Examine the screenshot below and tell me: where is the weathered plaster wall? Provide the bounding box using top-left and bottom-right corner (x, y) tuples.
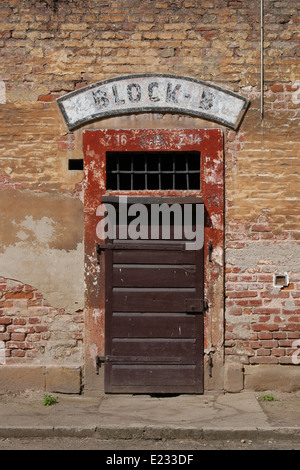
(0, 188), (84, 313)
(0, 186), (84, 367)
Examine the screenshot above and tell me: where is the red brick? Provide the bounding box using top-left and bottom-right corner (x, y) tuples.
(270, 84), (284, 92)
(271, 349), (285, 356)
(287, 332), (300, 339)
(252, 324), (279, 332)
(11, 333), (25, 341)
(249, 357), (278, 364)
(273, 331), (286, 339)
(228, 291), (258, 298)
(24, 284), (36, 292)
(27, 334), (40, 342)
(7, 341), (33, 349)
(28, 317), (41, 324)
(257, 349), (271, 356)
(258, 274), (274, 282)
(259, 332), (273, 340)
(260, 291), (289, 299)
(12, 318), (26, 325)
(34, 325), (47, 332)
(0, 317), (12, 325)
(57, 141), (75, 150)
(11, 350), (25, 357)
(0, 301), (13, 308)
(253, 308), (281, 315)
(38, 94), (60, 102)
(279, 339), (293, 347)
(281, 323), (300, 332)
(253, 225), (270, 233)
(4, 291), (34, 300)
(282, 309), (300, 315)
(246, 299), (263, 306)
(7, 326), (34, 334)
(0, 332), (10, 341)
(228, 307), (242, 315)
(259, 340), (278, 348)
(289, 316), (300, 322)
(279, 357), (294, 364)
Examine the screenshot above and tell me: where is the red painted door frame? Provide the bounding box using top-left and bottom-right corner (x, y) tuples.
(83, 128), (224, 392)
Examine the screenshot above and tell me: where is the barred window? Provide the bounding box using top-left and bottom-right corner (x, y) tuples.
(106, 151), (200, 190)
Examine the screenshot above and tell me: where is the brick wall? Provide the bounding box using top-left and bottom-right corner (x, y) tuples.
(224, 79), (300, 370)
(1, 0), (299, 191)
(0, 0), (299, 387)
(0, 277), (84, 364)
(225, 219), (300, 365)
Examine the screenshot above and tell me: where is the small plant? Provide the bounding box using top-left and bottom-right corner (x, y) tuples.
(42, 394), (58, 406)
(259, 394), (276, 401)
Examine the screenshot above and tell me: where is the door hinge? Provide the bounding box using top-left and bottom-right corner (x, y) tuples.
(96, 243), (115, 264)
(185, 299), (208, 313)
(208, 351), (214, 377)
(96, 243), (104, 265)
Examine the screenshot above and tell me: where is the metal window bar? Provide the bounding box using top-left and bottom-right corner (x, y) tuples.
(116, 154), (120, 190)
(185, 154), (189, 190)
(106, 153), (200, 191)
(173, 158), (176, 189)
(158, 154), (161, 190)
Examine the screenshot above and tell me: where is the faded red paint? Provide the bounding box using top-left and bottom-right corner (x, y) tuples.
(83, 129), (224, 382)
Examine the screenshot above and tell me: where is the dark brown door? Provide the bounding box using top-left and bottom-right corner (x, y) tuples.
(103, 201), (204, 394)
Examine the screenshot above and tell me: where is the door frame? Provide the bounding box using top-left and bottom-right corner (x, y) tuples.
(83, 128), (224, 393)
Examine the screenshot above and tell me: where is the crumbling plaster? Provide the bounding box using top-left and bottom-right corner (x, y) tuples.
(0, 188), (84, 314)
(226, 242), (300, 273)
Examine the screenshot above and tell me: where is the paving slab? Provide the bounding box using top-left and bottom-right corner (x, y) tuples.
(97, 391), (270, 429)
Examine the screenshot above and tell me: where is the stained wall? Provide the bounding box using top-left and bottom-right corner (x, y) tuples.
(0, 0), (299, 392)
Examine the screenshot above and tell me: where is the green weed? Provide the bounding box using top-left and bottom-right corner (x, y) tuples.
(259, 394), (276, 401)
(42, 394), (58, 406)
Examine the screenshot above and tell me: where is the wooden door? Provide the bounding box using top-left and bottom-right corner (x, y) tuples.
(103, 204), (204, 394)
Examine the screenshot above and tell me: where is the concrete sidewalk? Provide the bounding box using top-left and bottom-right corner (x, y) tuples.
(0, 390), (299, 442)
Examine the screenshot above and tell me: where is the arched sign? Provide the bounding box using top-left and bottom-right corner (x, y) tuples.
(57, 74), (249, 130)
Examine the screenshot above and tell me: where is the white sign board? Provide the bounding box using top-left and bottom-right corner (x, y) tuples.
(57, 74), (249, 130)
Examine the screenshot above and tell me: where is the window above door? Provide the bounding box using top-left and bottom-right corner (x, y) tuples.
(106, 151), (200, 191)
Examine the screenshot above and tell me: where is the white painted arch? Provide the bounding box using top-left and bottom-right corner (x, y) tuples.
(57, 74), (249, 130)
